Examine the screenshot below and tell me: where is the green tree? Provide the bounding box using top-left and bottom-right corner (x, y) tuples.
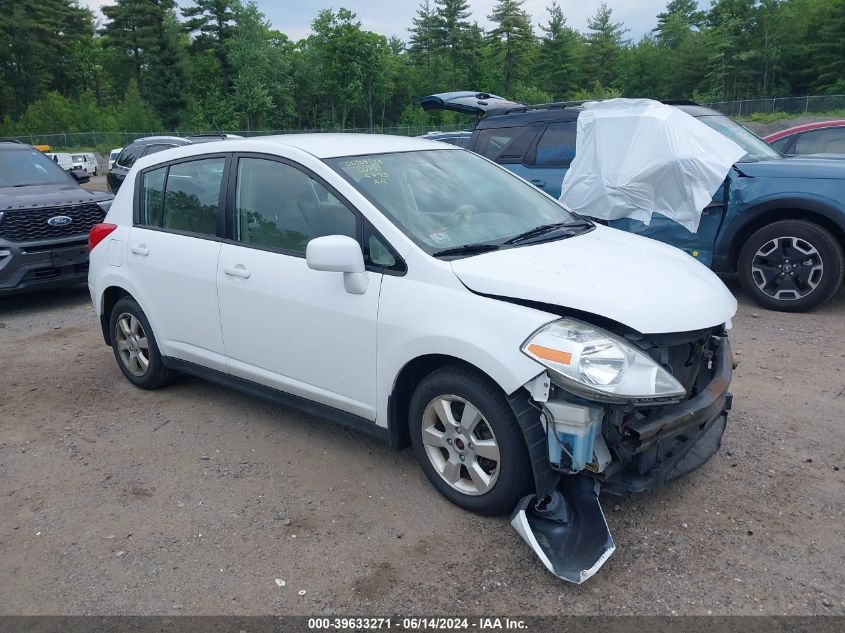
(432, 0), (474, 90)
(101, 0), (188, 127)
(0, 0), (95, 118)
(808, 0), (845, 92)
(409, 1), (438, 74)
(487, 0), (535, 95)
(114, 79), (163, 132)
(583, 2), (628, 89)
(654, 0), (704, 48)
(535, 2), (583, 99)
(182, 0), (241, 89)
(705, 0), (759, 99)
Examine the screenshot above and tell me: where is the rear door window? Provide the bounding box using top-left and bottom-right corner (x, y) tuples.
(533, 122), (578, 166)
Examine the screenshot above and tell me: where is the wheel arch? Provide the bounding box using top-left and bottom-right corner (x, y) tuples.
(720, 201), (845, 272)
(386, 354), (507, 450)
(98, 285), (133, 345)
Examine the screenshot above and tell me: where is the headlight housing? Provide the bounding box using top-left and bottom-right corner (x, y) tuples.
(521, 319), (686, 402)
(97, 199), (113, 214)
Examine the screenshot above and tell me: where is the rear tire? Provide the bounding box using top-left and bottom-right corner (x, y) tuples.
(409, 365), (532, 515)
(738, 220), (844, 312)
(109, 297), (174, 389)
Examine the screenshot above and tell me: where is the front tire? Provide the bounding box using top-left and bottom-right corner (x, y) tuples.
(409, 365), (532, 515)
(738, 220), (844, 312)
(109, 297), (174, 389)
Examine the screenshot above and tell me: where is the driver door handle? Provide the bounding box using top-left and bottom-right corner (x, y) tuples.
(224, 264), (251, 279)
(529, 179), (547, 187)
(130, 245), (149, 256)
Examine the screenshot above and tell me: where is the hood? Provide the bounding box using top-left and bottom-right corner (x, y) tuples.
(0, 184), (112, 211)
(450, 225), (736, 334)
(735, 155), (845, 179)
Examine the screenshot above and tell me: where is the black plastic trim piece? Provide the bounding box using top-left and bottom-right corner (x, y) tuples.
(162, 357), (390, 444)
(508, 386), (560, 499)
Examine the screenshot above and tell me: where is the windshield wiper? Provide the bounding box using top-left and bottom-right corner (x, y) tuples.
(433, 243), (501, 258)
(503, 222), (583, 246)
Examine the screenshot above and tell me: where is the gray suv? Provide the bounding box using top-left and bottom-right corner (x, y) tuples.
(0, 141), (114, 296)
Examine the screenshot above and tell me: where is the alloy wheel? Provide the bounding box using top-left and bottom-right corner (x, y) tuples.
(751, 235), (823, 301)
(115, 312), (150, 377)
(420, 394), (500, 496)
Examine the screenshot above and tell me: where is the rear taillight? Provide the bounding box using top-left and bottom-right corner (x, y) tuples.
(88, 223), (117, 251)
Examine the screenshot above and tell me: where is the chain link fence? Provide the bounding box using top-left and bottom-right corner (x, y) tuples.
(7, 95), (845, 151)
(705, 94), (845, 117)
(2, 123), (476, 152)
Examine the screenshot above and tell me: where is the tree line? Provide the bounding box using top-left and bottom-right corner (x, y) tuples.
(1, 0), (843, 137)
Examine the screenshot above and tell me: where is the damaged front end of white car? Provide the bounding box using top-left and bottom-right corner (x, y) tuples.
(508, 317), (733, 584)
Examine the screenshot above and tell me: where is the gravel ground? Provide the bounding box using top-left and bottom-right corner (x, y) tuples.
(0, 279), (843, 616)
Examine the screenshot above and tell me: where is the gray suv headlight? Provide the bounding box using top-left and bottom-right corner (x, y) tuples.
(521, 319), (686, 402)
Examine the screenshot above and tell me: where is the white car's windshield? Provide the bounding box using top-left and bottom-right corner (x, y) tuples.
(328, 149), (586, 255)
(695, 115), (782, 162)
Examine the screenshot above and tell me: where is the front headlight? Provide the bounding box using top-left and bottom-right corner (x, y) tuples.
(97, 199), (113, 214)
(521, 319), (686, 402)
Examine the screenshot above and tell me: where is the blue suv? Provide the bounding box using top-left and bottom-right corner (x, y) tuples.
(419, 93), (845, 312)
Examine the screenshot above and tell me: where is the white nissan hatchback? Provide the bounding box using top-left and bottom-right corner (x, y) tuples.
(88, 134), (737, 578)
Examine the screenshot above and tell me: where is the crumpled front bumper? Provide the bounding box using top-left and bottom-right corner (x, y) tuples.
(600, 337), (733, 495)
(509, 335), (733, 583)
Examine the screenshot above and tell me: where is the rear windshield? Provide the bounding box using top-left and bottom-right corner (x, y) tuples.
(0, 148), (71, 187)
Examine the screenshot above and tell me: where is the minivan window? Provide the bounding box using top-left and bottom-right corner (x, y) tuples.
(234, 157), (357, 254)
(161, 158), (225, 236)
(535, 122), (577, 166)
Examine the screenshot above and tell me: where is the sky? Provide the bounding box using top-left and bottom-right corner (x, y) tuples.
(80, 0), (694, 42)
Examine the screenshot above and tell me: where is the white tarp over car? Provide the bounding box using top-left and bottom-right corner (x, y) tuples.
(559, 98), (745, 233)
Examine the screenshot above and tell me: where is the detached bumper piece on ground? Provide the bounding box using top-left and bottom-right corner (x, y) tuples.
(510, 333), (733, 583)
(511, 476), (615, 584)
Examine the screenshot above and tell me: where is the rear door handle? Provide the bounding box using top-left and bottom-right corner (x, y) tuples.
(130, 245), (149, 256)
(529, 179), (547, 187)
(224, 264), (251, 279)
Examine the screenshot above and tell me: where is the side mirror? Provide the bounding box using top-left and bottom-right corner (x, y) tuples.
(70, 169), (90, 184)
(306, 235), (369, 294)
